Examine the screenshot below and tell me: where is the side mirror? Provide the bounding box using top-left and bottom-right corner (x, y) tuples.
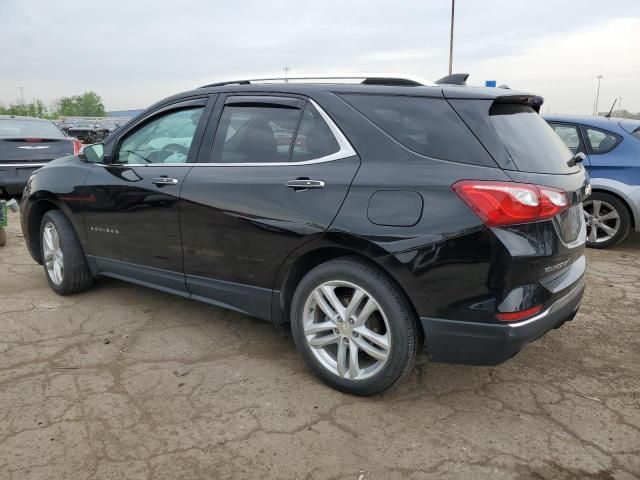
(80, 143), (105, 163)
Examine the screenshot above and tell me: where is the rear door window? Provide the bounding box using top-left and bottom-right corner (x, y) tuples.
(340, 94), (495, 166)
(489, 104), (575, 174)
(583, 127), (621, 154)
(291, 103), (340, 162)
(211, 102), (301, 163)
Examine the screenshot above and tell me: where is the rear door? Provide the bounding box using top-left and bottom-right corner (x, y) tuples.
(82, 97), (213, 295)
(179, 94), (360, 319)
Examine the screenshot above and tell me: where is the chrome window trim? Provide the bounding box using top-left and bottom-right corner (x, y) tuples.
(101, 99), (357, 168)
(0, 163), (48, 167)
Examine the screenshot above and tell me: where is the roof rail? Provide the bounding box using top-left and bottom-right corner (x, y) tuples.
(199, 74), (433, 89)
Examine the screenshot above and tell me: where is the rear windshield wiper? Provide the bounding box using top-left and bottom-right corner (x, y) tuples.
(567, 152), (586, 167)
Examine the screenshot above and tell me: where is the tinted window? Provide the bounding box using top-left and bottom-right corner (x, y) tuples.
(342, 94), (492, 164)
(116, 107), (203, 164)
(550, 124), (581, 153)
(0, 119), (64, 138)
(584, 127), (621, 154)
(490, 104), (574, 174)
(212, 105), (300, 163)
(632, 129), (640, 141)
(291, 104), (340, 162)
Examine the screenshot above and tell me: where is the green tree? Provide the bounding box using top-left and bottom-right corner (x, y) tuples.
(54, 91), (106, 117)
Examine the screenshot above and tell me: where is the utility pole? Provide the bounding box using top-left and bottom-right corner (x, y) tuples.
(448, 0), (455, 75)
(284, 66), (290, 82)
(593, 75), (603, 115)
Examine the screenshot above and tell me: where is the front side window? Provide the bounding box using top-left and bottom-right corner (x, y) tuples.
(550, 123), (581, 153)
(212, 105), (300, 163)
(116, 107), (203, 164)
(584, 127), (621, 154)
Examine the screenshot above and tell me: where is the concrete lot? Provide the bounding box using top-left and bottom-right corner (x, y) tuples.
(0, 209), (639, 480)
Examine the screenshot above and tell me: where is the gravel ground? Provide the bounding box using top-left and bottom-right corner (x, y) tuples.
(1, 209), (639, 480)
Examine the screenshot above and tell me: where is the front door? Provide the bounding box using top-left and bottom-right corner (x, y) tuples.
(82, 98), (211, 295)
(179, 94), (360, 319)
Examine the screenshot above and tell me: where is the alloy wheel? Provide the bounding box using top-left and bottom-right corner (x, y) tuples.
(302, 280), (391, 381)
(583, 199), (620, 244)
(43, 222), (64, 285)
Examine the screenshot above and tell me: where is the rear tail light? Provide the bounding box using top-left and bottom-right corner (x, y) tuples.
(452, 180), (569, 227)
(496, 305), (543, 322)
(72, 139), (83, 155)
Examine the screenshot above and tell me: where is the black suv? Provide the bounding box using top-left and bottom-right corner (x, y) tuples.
(20, 76), (589, 395)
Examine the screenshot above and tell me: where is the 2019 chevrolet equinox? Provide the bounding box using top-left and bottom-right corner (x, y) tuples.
(20, 75), (589, 395)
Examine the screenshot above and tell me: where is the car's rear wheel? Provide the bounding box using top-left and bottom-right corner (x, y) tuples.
(290, 257), (420, 395)
(40, 210), (93, 295)
(583, 192), (631, 249)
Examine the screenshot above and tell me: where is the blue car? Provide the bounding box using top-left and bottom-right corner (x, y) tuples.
(544, 115), (640, 248)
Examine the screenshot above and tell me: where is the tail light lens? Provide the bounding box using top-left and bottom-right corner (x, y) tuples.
(72, 139), (83, 156)
(452, 180), (569, 227)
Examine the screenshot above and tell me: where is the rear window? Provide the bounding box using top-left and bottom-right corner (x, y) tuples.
(489, 104), (575, 174)
(341, 94), (494, 166)
(0, 119), (65, 138)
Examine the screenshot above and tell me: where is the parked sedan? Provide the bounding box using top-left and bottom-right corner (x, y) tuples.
(0, 115), (82, 198)
(545, 115), (640, 248)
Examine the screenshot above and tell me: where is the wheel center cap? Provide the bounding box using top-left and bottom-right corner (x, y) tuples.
(338, 322), (352, 337)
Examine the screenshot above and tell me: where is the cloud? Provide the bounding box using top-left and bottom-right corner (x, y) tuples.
(0, 0), (638, 113)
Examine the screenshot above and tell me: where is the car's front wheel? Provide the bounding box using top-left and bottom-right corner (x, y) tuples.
(583, 192), (631, 249)
(40, 210), (93, 295)
(290, 258), (420, 395)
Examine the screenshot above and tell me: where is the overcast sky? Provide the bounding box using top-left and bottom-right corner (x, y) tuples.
(1, 0), (638, 114)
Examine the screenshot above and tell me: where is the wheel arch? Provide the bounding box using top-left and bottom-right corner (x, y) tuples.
(589, 187), (635, 230)
(272, 241), (423, 343)
(26, 196), (84, 264)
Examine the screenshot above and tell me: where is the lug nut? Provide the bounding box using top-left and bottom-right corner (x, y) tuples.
(348, 318), (354, 325)
(344, 338), (349, 344)
(353, 332), (359, 338)
(334, 329), (339, 335)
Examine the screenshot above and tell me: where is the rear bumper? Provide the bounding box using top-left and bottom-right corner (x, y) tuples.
(0, 164), (45, 196)
(420, 277), (585, 365)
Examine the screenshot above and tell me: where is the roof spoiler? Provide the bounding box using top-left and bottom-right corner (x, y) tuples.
(434, 73), (469, 86)
(493, 94), (545, 113)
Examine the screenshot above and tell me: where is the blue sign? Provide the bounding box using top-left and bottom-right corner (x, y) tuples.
(485, 80), (497, 88)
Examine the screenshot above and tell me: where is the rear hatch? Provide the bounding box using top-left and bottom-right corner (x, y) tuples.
(0, 138), (75, 164)
(446, 91), (589, 247)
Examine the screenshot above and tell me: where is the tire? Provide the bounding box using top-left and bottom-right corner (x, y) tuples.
(40, 210), (93, 295)
(583, 192), (631, 249)
(290, 257), (420, 395)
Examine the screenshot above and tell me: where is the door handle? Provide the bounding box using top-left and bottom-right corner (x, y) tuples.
(285, 179), (325, 190)
(151, 177), (178, 186)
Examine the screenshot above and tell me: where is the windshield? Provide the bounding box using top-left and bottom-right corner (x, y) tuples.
(0, 119), (65, 138)
(490, 104), (576, 174)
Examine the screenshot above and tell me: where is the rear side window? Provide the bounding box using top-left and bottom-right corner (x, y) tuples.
(291, 103), (340, 162)
(341, 94), (494, 166)
(489, 104), (574, 174)
(212, 105), (300, 163)
(583, 127), (621, 154)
